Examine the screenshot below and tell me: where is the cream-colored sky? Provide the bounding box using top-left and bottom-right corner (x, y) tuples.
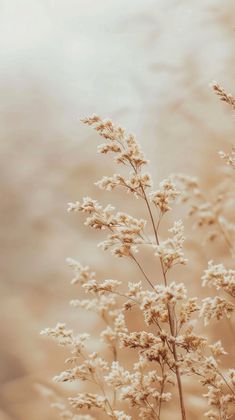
(0, 0), (233, 132)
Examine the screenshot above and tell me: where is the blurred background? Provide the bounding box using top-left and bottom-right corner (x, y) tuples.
(1, 0), (235, 419)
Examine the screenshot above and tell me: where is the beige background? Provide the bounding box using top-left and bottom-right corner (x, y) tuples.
(1, 1), (235, 419)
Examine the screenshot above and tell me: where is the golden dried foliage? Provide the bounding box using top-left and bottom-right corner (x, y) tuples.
(41, 89), (235, 420)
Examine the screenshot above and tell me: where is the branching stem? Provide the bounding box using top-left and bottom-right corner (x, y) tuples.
(141, 186), (187, 420)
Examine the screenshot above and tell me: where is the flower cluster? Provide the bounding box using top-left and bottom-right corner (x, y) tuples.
(149, 178), (180, 214)
(68, 196), (147, 257)
(40, 323), (73, 346)
(202, 261), (235, 297)
(105, 356), (172, 415)
(66, 258), (96, 285)
(173, 170), (235, 257)
(81, 115), (148, 170)
(95, 172), (152, 198)
(212, 82), (235, 110)
(200, 261), (235, 326)
(200, 296), (234, 326)
(154, 220), (187, 272)
(219, 147), (235, 170)
(41, 112), (235, 420)
(171, 173), (200, 203)
(184, 346), (235, 420)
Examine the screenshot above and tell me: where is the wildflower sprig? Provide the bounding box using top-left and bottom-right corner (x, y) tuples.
(41, 108), (235, 420)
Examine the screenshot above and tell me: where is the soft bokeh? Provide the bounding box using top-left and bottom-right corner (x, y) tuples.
(1, 1), (235, 418)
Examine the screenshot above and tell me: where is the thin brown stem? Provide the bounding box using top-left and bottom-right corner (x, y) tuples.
(140, 185), (187, 420)
(106, 146), (186, 418)
(131, 253), (155, 289)
(145, 398), (160, 420)
(158, 363), (165, 418)
(112, 346), (117, 407)
(216, 369), (235, 396)
(80, 350), (115, 417)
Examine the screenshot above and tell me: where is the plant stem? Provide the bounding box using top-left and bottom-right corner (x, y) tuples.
(131, 253), (155, 289)
(141, 187), (187, 420)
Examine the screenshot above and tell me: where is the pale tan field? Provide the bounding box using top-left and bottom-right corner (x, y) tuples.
(1, 1), (235, 419)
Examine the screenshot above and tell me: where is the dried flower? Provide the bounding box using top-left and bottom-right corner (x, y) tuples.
(154, 220), (187, 272)
(40, 323), (73, 346)
(219, 147), (235, 169)
(149, 178), (180, 213)
(212, 82), (235, 110)
(200, 296), (234, 325)
(41, 112), (235, 420)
